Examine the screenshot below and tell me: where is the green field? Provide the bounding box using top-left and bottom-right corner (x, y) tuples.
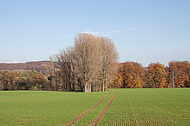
(98, 89), (190, 126)
(0, 89), (190, 126)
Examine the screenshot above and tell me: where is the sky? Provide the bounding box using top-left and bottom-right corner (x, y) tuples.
(0, 0), (190, 67)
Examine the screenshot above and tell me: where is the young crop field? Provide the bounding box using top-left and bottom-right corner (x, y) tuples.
(0, 91), (111, 126)
(0, 89), (189, 126)
(98, 88), (190, 126)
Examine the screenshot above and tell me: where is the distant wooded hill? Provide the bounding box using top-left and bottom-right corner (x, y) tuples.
(0, 61), (52, 72)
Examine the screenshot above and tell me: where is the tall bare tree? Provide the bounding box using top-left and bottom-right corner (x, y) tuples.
(56, 47), (75, 91)
(74, 34), (101, 92)
(49, 56), (58, 90)
(99, 37), (119, 91)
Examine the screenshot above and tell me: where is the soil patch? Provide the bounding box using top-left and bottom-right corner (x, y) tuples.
(0, 116), (7, 117)
(17, 118), (33, 124)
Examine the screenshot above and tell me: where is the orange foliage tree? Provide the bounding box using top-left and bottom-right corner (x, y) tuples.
(32, 74), (47, 90)
(167, 61), (190, 88)
(1, 71), (21, 90)
(113, 62), (144, 88)
(145, 63), (167, 88)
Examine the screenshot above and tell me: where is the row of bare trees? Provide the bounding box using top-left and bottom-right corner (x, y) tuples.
(52, 33), (119, 92)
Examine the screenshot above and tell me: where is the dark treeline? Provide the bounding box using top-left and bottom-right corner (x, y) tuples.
(0, 70), (51, 90)
(112, 61), (190, 88)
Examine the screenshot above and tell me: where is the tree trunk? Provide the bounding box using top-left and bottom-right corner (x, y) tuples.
(85, 82), (91, 92)
(102, 81), (104, 91)
(73, 83), (75, 91)
(105, 77), (107, 91)
(65, 77), (67, 90)
(69, 70), (71, 91)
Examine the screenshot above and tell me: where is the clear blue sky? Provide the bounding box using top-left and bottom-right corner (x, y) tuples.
(0, 0), (190, 66)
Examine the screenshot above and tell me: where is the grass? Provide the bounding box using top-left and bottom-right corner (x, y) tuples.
(0, 89), (190, 126)
(98, 88), (190, 126)
(0, 90), (110, 126)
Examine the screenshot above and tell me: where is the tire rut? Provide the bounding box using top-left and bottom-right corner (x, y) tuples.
(91, 92), (116, 126)
(64, 92), (111, 126)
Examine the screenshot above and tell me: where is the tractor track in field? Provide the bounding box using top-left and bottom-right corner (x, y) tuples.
(91, 92), (116, 126)
(64, 92), (111, 126)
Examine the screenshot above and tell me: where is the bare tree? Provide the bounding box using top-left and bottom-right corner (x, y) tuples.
(74, 34), (101, 92)
(99, 37), (119, 91)
(49, 56), (58, 90)
(56, 47), (75, 91)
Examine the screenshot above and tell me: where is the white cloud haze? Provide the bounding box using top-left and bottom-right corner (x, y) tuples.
(68, 29), (121, 38)
(7, 60), (19, 63)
